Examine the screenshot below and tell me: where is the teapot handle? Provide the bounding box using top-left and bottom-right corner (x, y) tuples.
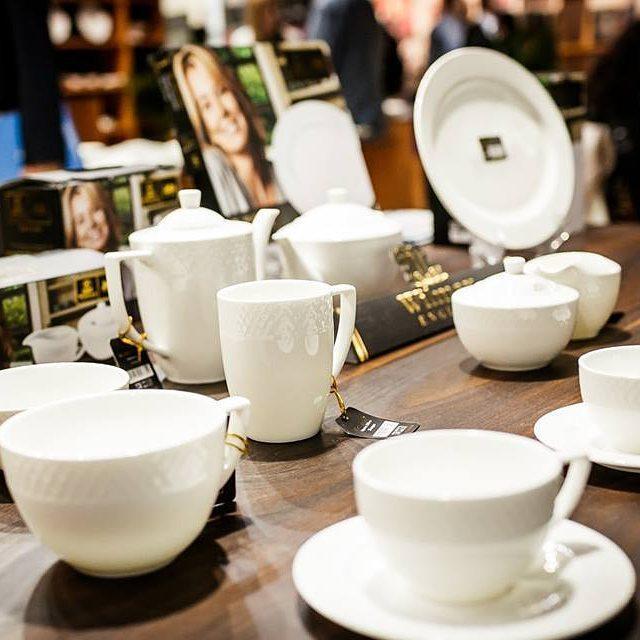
(104, 249), (169, 357)
(330, 284), (357, 378)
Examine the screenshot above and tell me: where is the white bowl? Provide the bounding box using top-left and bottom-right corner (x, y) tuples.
(0, 363), (129, 426)
(0, 389), (248, 577)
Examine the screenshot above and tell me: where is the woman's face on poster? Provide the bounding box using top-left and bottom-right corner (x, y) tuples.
(186, 56), (250, 155)
(70, 190), (110, 251)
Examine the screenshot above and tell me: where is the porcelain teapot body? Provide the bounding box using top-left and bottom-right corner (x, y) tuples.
(273, 189), (403, 300)
(105, 190), (278, 383)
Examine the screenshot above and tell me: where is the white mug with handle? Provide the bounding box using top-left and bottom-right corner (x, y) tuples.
(217, 279), (356, 443)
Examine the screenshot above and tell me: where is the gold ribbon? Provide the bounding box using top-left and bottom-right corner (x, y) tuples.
(225, 432), (249, 456)
(330, 376), (348, 417)
(118, 316), (147, 363)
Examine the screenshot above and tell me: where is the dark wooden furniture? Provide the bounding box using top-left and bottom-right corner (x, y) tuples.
(1, 224), (640, 639)
(54, 0), (164, 142)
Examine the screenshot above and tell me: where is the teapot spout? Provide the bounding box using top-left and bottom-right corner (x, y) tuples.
(252, 208), (279, 280)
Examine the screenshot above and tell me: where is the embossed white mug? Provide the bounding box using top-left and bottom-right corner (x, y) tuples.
(217, 280), (356, 443)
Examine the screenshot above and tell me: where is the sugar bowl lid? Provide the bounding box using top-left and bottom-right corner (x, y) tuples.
(129, 189), (250, 243)
(273, 188), (401, 243)
(453, 257), (579, 309)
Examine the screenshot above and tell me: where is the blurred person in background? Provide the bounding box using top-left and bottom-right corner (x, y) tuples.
(588, 20), (640, 220)
(0, 0), (65, 177)
(429, 0), (489, 65)
(246, 0), (284, 41)
(307, 0), (385, 138)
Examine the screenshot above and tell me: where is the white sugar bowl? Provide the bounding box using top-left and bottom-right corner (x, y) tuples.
(524, 251), (621, 340)
(452, 257), (579, 371)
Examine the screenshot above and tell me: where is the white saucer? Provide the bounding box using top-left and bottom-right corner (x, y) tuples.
(535, 402), (640, 473)
(293, 516), (634, 640)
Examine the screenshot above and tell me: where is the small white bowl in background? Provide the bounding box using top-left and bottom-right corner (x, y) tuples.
(0, 363), (130, 426)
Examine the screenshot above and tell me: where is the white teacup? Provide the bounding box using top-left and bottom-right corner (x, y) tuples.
(353, 430), (590, 604)
(218, 279), (356, 443)
(579, 346), (640, 452)
(0, 389), (249, 578)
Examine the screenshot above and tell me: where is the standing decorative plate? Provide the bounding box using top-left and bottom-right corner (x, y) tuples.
(414, 48), (574, 250)
(271, 100), (375, 213)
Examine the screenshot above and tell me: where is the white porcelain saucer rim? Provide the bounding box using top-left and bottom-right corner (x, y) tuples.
(293, 516), (635, 640)
(534, 402), (640, 470)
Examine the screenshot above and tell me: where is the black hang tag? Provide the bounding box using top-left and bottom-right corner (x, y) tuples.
(336, 407), (420, 439)
(109, 338), (163, 390)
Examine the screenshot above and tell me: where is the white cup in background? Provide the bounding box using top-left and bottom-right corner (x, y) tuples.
(22, 326), (84, 364)
(353, 429), (590, 604)
(218, 279), (356, 443)
(579, 346), (640, 452)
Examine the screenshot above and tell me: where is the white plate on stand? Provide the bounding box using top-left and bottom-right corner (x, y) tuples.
(293, 516), (634, 640)
(413, 48), (574, 250)
(535, 402), (640, 473)
(271, 100), (375, 213)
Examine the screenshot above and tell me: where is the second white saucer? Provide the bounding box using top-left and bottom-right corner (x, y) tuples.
(293, 516), (634, 640)
(535, 402), (640, 472)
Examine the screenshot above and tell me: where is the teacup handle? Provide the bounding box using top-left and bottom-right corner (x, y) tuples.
(552, 453), (591, 522)
(330, 284), (357, 378)
(104, 249), (169, 357)
(217, 396), (250, 486)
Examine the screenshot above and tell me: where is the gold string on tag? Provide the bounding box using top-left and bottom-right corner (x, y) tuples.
(118, 316), (147, 363)
(225, 432), (249, 456)
(330, 376), (348, 418)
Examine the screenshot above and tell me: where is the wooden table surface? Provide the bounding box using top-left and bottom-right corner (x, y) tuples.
(2, 224), (640, 639)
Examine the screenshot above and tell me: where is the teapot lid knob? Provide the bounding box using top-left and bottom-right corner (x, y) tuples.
(327, 187), (348, 204)
(178, 189), (201, 209)
(503, 256), (525, 275)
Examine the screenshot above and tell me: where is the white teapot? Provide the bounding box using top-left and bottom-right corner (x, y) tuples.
(77, 302), (118, 361)
(272, 188), (403, 300)
(105, 190), (279, 383)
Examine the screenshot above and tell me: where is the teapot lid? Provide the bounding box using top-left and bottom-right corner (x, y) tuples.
(273, 188), (401, 243)
(453, 257), (579, 309)
(129, 190), (250, 243)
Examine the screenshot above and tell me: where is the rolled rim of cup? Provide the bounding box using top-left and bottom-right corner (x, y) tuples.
(217, 279), (335, 304)
(579, 345), (640, 379)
